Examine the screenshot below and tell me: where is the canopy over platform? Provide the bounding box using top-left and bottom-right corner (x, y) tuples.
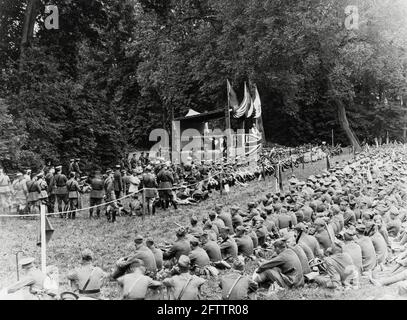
(174, 108), (227, 123)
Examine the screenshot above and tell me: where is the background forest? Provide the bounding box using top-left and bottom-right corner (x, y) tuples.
(1, 0), (407, 171)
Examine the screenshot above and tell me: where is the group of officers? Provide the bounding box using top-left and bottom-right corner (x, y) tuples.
(0, 151), (270, 220)
(6, 143), (407, 300)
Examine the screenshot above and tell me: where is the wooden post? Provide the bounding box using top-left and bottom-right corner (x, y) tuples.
(331, 129), (334, 148)
(40, 204), (46, 274)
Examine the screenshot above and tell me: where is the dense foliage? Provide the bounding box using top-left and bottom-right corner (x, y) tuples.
(1, 0), (407, 170)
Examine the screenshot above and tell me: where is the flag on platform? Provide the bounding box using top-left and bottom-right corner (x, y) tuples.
(245, 98), (254, 118)
(227, 79), (239, 112)
(233, 82), (251, 119)
(253, 85), (262, 119)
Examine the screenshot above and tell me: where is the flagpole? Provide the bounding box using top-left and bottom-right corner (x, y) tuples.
(40, 204), (46, 274)
(225, 80), (232, 160)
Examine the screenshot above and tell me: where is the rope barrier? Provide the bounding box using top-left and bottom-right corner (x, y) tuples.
(0, 146), (341, 219)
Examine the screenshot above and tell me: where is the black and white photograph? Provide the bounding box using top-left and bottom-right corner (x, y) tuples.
(1, 0), (407, 310)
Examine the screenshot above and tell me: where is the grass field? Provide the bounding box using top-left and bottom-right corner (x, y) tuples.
(0, 151), (400, 300)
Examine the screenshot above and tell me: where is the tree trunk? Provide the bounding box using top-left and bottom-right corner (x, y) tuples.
(19, 0), (40, 72)
(335, 98), (361, 151)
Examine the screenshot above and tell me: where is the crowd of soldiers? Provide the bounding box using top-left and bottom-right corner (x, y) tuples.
(0, 151), (270, 221)
(4, 143), (407, 300)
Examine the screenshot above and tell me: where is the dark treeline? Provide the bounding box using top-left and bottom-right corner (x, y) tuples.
(1, 0), (407, 171)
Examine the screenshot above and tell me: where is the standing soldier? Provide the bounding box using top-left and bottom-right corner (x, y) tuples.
(113, 165), (123, 200)
(45, 167), (56, 214)
(73, 159), (82, 179)
(37, 173), (48, 211)
(104, 169), (118, 223)
(66, 172), (80, 219)
(68, 159), (75, 175)
(26, 173), (41, 215)
(0, 167), (12, 214)
(89, 171), (105, 219)
(157, 163), (177, 210)
(140, 166), (158, 216)
(24, 169), (32, 182)
(12, 173), (28, 215)
(54, 166), (68, 218)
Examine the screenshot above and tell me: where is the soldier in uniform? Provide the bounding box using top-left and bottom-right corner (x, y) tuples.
(26, 173), (41, 215)
(219, 260), (258, 300)
(7, 257), (47, 298)
(216, 204), (234, 234)
(37, 173), (48, 210)
(188, 237), (211, 274)
(116, 258), (162, 300)
(73, 158), (82, 179)
(157, 163), (177, 210)
(68, 159), (75, 175)
(200, 231), (222, 263)
(146, 238), (164, 271)
(113, 165), (123, 201)
(88, 170), (104, 219)
(45, 167), (56, 214)
(0, 167), (11, 214)
(66, 172), (80, 219)
(140, 166), (158, 216)
(103, 169), (119, 223)
(67, 249), (107, 299)
(254, 239), (304, 289)
(163, 228), (191, 264)
(162, 255), (206, 300)
(234, 226), (254, 258)
(189, 215), (203, 237)
(12, 173), (27, 215)
(54, 166), (68, 218)
(219, 227), (238, 262)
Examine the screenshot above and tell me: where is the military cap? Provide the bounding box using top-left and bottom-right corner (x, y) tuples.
(220, 226), (230, 233)
(16, 172), (23, 177)
(134, 234), (144, 242)
(294, 223), (307, 231)
(230, 205), (240, 212)
(344, 226), (356, 236)
(314, 218), (326, 227)
(190, 215), (198, 223)
(70, 159), (75, 162)
(248, 202), (256, 208)
(208, 211), (216, 217)
(355, 224), (366, 233)
(106, 169), (112, 174)
(235, 225), (246, 233)
(178, 255), (190, 268)
(189, 237), (199, 245)
(19, 257), (35, 267)
(146, 238), (154, 244)
(232, 259), (245, 271)
(55, 165), (62, 170)
(389, 206), (399, 216)
(81, 249), (94, 260)
(273, 239), (287, 248)
(176, 227), (187, 237)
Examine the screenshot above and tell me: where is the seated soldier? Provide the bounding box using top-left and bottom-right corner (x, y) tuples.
(67, 249), (108, 299)
(314, 241), (359, 290)
(188, 237), (211, 274)
(234, 226), (254, 258)
(313, 218), (333, 254)
(219, 227), (238, 263)
(163, 228), (191, 264)
(162, 255), (206, 300)
(355, 224), (377, 276)
(254, 239), (304, 289)
(200, 231), (222, 263)
(146, 238), (164, 271)
(116, 259), (162, 300)
(219, 260), (258, 300)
